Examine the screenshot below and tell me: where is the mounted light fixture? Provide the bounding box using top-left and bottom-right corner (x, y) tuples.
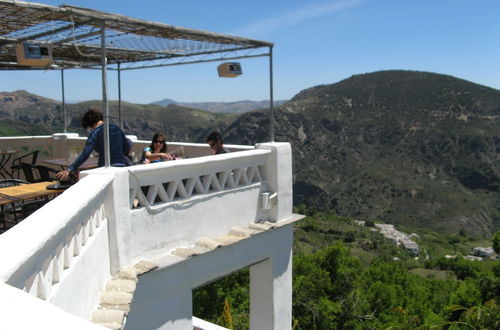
(217, 62), (242, 77)
(16, 42), (53, 66)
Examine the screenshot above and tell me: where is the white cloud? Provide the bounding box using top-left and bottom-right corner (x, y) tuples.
(230, 0), (364, 36)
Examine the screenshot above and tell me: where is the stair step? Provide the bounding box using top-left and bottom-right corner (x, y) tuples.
(249, 221), (275, 231)
(91, 309), (125, 324)
(229, 226), (254, 237)
(214, 235), (244, 246)
(105, 279), (136, 293)
(90, 221), (276, 329)
(133, 260), (158, 275)
(196, 237), (222, 250)
(172, 245), (210, 258)
(100, 291), (134, 314)
(116, 267), (138, 282)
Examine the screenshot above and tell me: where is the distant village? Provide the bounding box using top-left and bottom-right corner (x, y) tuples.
(355, 221), (498, 261)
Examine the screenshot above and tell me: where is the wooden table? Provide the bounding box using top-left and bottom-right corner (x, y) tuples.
(0, 181), (64, 230)
(43, 157), (98, 170)
(0, 150), (18, 179)
(0, 181), (64, 206)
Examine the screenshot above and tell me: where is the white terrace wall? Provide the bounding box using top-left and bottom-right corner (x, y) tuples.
(0, 139), (293, 327)
(127, 148), (271, 262)
(0, 173), (114, 319)
(0, 134), (255, 172)
(98, 142), (292, 267)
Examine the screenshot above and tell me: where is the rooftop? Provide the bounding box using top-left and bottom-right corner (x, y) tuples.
(0, 0), (272, 70)
(0, 134), (299, 329)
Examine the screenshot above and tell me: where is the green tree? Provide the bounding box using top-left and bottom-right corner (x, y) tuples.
(365, 281), (402, 318)
(493, 231), (500, 254)
(449, 279), (482, 310)
(448, 299), (500, 329)
(293, 254), (334, 329)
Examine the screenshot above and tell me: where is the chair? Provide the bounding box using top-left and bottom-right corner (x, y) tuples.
(0, 179), (29, 230)
(11, 150), (39, 179)
(20, 199), (49, 219)
(19, 162), (37, 183)
(0, 178), (29, 188)
(36, 165), (59, 182)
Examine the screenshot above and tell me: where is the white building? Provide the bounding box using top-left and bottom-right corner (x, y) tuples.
(472, 247), (495, 258)
(0, 134), (301, 329)
(401, 239), (419, 255)
(464, 255), (483, 261)
(0, 2), (301, 329)
(375, 223), (419, 255)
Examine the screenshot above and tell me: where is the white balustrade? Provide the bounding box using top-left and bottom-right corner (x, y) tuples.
(129, 149), (270, 210)
(0, 174), (114, 318)
(23, 204), (106, 300)
(0, 136), (294, 327)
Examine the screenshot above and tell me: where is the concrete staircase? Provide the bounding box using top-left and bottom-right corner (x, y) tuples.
(91, 261), (158, 330)
(172, 222), (277, 259)
(91, 221), (277, 329)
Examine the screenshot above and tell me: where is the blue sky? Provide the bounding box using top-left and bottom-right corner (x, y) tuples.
(1, 0), (499, 103)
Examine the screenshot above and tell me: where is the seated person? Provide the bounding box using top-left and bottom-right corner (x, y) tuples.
(142, 133), (174, 163)
(56, 108), (132, 180)
(206, 131), (230, 155)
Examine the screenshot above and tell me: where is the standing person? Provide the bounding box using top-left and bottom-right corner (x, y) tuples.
(56, 108), (132, 180)
(142, 133), (174, 163)
(206, 131), (230, 155)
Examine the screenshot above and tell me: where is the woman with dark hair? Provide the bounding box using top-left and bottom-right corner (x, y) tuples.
(56, 107), (133, 180)
(142, 133), (174, 163)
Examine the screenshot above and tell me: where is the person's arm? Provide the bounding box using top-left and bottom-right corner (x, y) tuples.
(122, 133), (132, 156)
(56, 133), (96, 180)
(144, 150), (173, 161)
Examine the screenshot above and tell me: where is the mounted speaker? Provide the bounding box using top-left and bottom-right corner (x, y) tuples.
(217, 62), (242, 78)
(16, 42), (53, 66)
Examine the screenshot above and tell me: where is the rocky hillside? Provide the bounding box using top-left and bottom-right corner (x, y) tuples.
(0, 91), (236, 142)
(223, 70), (500, 236)
(3, 70), (500, 236)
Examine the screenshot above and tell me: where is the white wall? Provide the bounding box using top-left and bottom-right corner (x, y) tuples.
(124, 224), (294, 330)
(0, 173), (114, 319)
(0, 140), (295, 328)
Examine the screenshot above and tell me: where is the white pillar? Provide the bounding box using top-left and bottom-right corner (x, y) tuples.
(250, 224), (293, 330)
(51, 133), (79, 158)
(255, 142), (293, 223)
(101, 167), (132, 273)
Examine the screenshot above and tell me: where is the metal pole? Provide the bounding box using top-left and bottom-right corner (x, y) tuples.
(118, 62), (122, 129)
(101, 21), (110, 167)
(61, 69), (67, 133)
(269, 46), (275, 142)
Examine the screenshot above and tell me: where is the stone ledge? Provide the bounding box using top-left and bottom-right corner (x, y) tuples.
(133, 260), (158, 275)
(91, 260), (159, 329)
(101, 291), (133, 306)
(105, 279), (136, 293)
(91, 309), (125, 324)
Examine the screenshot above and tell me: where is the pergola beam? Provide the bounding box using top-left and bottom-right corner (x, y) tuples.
(0, 0), (276, 144)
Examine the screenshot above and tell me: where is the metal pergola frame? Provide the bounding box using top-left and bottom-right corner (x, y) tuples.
(0, 0), (276, 167)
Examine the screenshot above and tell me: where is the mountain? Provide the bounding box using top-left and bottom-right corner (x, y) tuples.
(223, 70), (500, 236)
(3, 70), (500, 236)
(0, 91), (237, 141)
(151, 98), (176, 106)
(0, 90), (63, 135)
(73, 101), (237, 142)
(151, 99), (286, 114)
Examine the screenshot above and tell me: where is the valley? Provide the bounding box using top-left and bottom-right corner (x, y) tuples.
(2, 70), (500, 236)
